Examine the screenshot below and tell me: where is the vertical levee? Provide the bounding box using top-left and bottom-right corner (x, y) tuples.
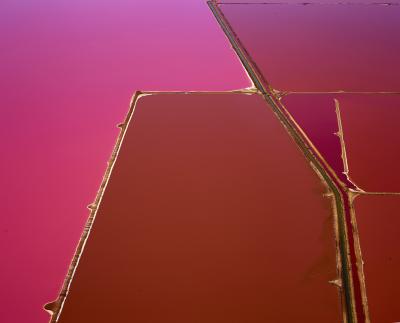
(207, 2), (364, 322)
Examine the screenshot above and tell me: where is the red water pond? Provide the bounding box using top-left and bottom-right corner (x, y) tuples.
(57, 93), (342, 323)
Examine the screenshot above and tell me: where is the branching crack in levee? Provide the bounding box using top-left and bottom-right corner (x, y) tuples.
(277, 97), (353, 190)
(208, 1), (369, 322)
(334, 99), (358, 189)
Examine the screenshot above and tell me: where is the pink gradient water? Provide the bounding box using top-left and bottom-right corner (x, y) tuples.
(0, 1), (249, 322)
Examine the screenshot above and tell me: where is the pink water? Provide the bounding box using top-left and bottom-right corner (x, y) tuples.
(0, 1), (249, 322)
